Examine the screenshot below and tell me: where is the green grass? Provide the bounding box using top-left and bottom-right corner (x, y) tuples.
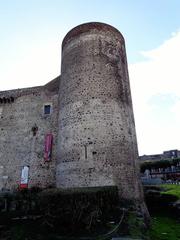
(149, 215), (180, 240)
(147, 184), (180, 239)
(160, 184), (180, 199)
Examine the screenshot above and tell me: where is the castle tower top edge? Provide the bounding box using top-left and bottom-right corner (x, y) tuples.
(62, 22), (125, 50)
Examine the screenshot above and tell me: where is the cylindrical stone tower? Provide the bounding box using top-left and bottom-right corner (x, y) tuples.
(57, 22), (143, 201)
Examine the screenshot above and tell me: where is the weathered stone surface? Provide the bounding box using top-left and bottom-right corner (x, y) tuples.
(0, 80), (59, 190)
(57, 22), (143, 201)
(0, 23), (145, 211)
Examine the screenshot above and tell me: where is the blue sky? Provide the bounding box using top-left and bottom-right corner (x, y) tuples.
(1, 0), (180, 155)
(1, 1), (180, 62)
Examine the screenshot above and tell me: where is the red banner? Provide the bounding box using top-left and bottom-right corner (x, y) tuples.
(44, 134), (53, 161)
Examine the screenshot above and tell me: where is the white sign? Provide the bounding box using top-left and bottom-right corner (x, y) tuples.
(20, 166), (29, 187)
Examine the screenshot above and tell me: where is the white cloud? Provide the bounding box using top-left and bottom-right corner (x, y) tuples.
(0, 38), (61, 91)
(129, 30), (180, 155)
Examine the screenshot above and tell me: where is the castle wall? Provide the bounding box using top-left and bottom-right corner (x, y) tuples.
(57, 23), (143, 200)
(0, 79), (59, 190)
(0, 23), (145, 204)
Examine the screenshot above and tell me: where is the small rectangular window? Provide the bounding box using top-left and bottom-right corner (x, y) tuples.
(44, 105), (51, 115)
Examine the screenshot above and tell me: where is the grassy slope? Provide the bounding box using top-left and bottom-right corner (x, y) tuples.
(149, 184), (180, 240)
(160, 184), (180, 198)
(149, 215), (180, 240)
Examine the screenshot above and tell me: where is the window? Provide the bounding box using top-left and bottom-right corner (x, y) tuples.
(44, 105), (51, 115)
(0, 97), (14, 104)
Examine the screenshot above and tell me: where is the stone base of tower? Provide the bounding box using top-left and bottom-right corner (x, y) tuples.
(56, 161), (144, 198)
(56, 161), (115, 188)
(56, 167), (150, 234)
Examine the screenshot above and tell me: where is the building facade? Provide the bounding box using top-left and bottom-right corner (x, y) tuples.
(139, 149), (180, 162)
(0, 22), (144, 203)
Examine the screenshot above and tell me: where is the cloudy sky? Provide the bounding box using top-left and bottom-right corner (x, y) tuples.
(0, 0), (180, 155)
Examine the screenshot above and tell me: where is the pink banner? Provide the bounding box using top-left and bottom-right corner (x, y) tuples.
(44, 134), (53, 161)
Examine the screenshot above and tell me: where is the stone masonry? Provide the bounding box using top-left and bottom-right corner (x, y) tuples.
(0, 78), (59, 190)
(0, 22), (144, 204)
(57, 23), (143, 201)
